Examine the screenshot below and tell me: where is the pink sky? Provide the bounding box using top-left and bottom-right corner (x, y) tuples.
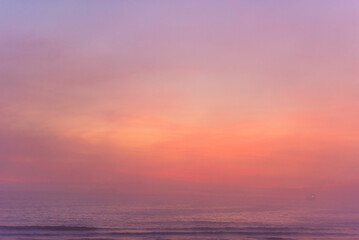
(1, 1), (359, 199)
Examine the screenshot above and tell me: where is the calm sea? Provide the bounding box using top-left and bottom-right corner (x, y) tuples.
(0, 193), (358, 240)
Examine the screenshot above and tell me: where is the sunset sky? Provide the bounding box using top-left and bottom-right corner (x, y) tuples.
(1, 1), (359, 198)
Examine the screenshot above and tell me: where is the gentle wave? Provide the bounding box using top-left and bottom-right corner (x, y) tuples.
(0, 226), (98, 231)
(0, 226), (329, 231)
(0, 225), (354, 237)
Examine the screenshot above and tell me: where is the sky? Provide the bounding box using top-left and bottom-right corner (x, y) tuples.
(1, 0), (359, 200)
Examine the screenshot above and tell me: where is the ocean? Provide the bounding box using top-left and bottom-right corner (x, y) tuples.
(0, 193), (358, 240)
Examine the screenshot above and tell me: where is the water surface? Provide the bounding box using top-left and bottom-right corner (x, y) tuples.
(1, 194), (358, 240)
